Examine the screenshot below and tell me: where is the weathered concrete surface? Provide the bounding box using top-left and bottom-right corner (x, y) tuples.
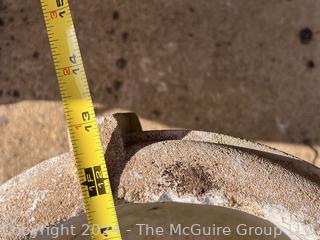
(1, 0), (320, 144)
(34, 203), (290, 240)
(0, 101), (172, 184)
(1, 101), (320, 185)
(0, 114), (319, 240)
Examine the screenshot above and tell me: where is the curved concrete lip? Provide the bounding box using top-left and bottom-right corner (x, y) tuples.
(0, 113), (319, 240)
(34, 203), (290, 240)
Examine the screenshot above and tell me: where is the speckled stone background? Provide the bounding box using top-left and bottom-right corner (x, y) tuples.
(1, 0), (320, 183)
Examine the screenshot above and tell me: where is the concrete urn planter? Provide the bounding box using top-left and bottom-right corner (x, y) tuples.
(0, 113), (319, 240)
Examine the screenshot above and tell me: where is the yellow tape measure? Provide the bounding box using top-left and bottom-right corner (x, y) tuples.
(40, 1), (122, 239)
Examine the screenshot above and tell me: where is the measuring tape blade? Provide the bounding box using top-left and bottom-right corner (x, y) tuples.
(40, 1), (122, 239)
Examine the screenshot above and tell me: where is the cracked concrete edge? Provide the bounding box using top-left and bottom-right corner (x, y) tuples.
(0, 113), (319, 239)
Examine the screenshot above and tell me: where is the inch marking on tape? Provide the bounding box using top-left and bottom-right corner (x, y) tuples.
(40, 1), (122, 239)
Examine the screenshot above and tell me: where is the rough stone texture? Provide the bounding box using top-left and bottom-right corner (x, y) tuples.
(0, 114), (319, 240)
(120, 139), (320, 240)
(1, 0), (320, 145)
(0, 101), (171, 184)
(0, 152), (82, 239)
(1, 101), (320, 186)
(2, 0), (320, 187)
(0, 114), (132, 239)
